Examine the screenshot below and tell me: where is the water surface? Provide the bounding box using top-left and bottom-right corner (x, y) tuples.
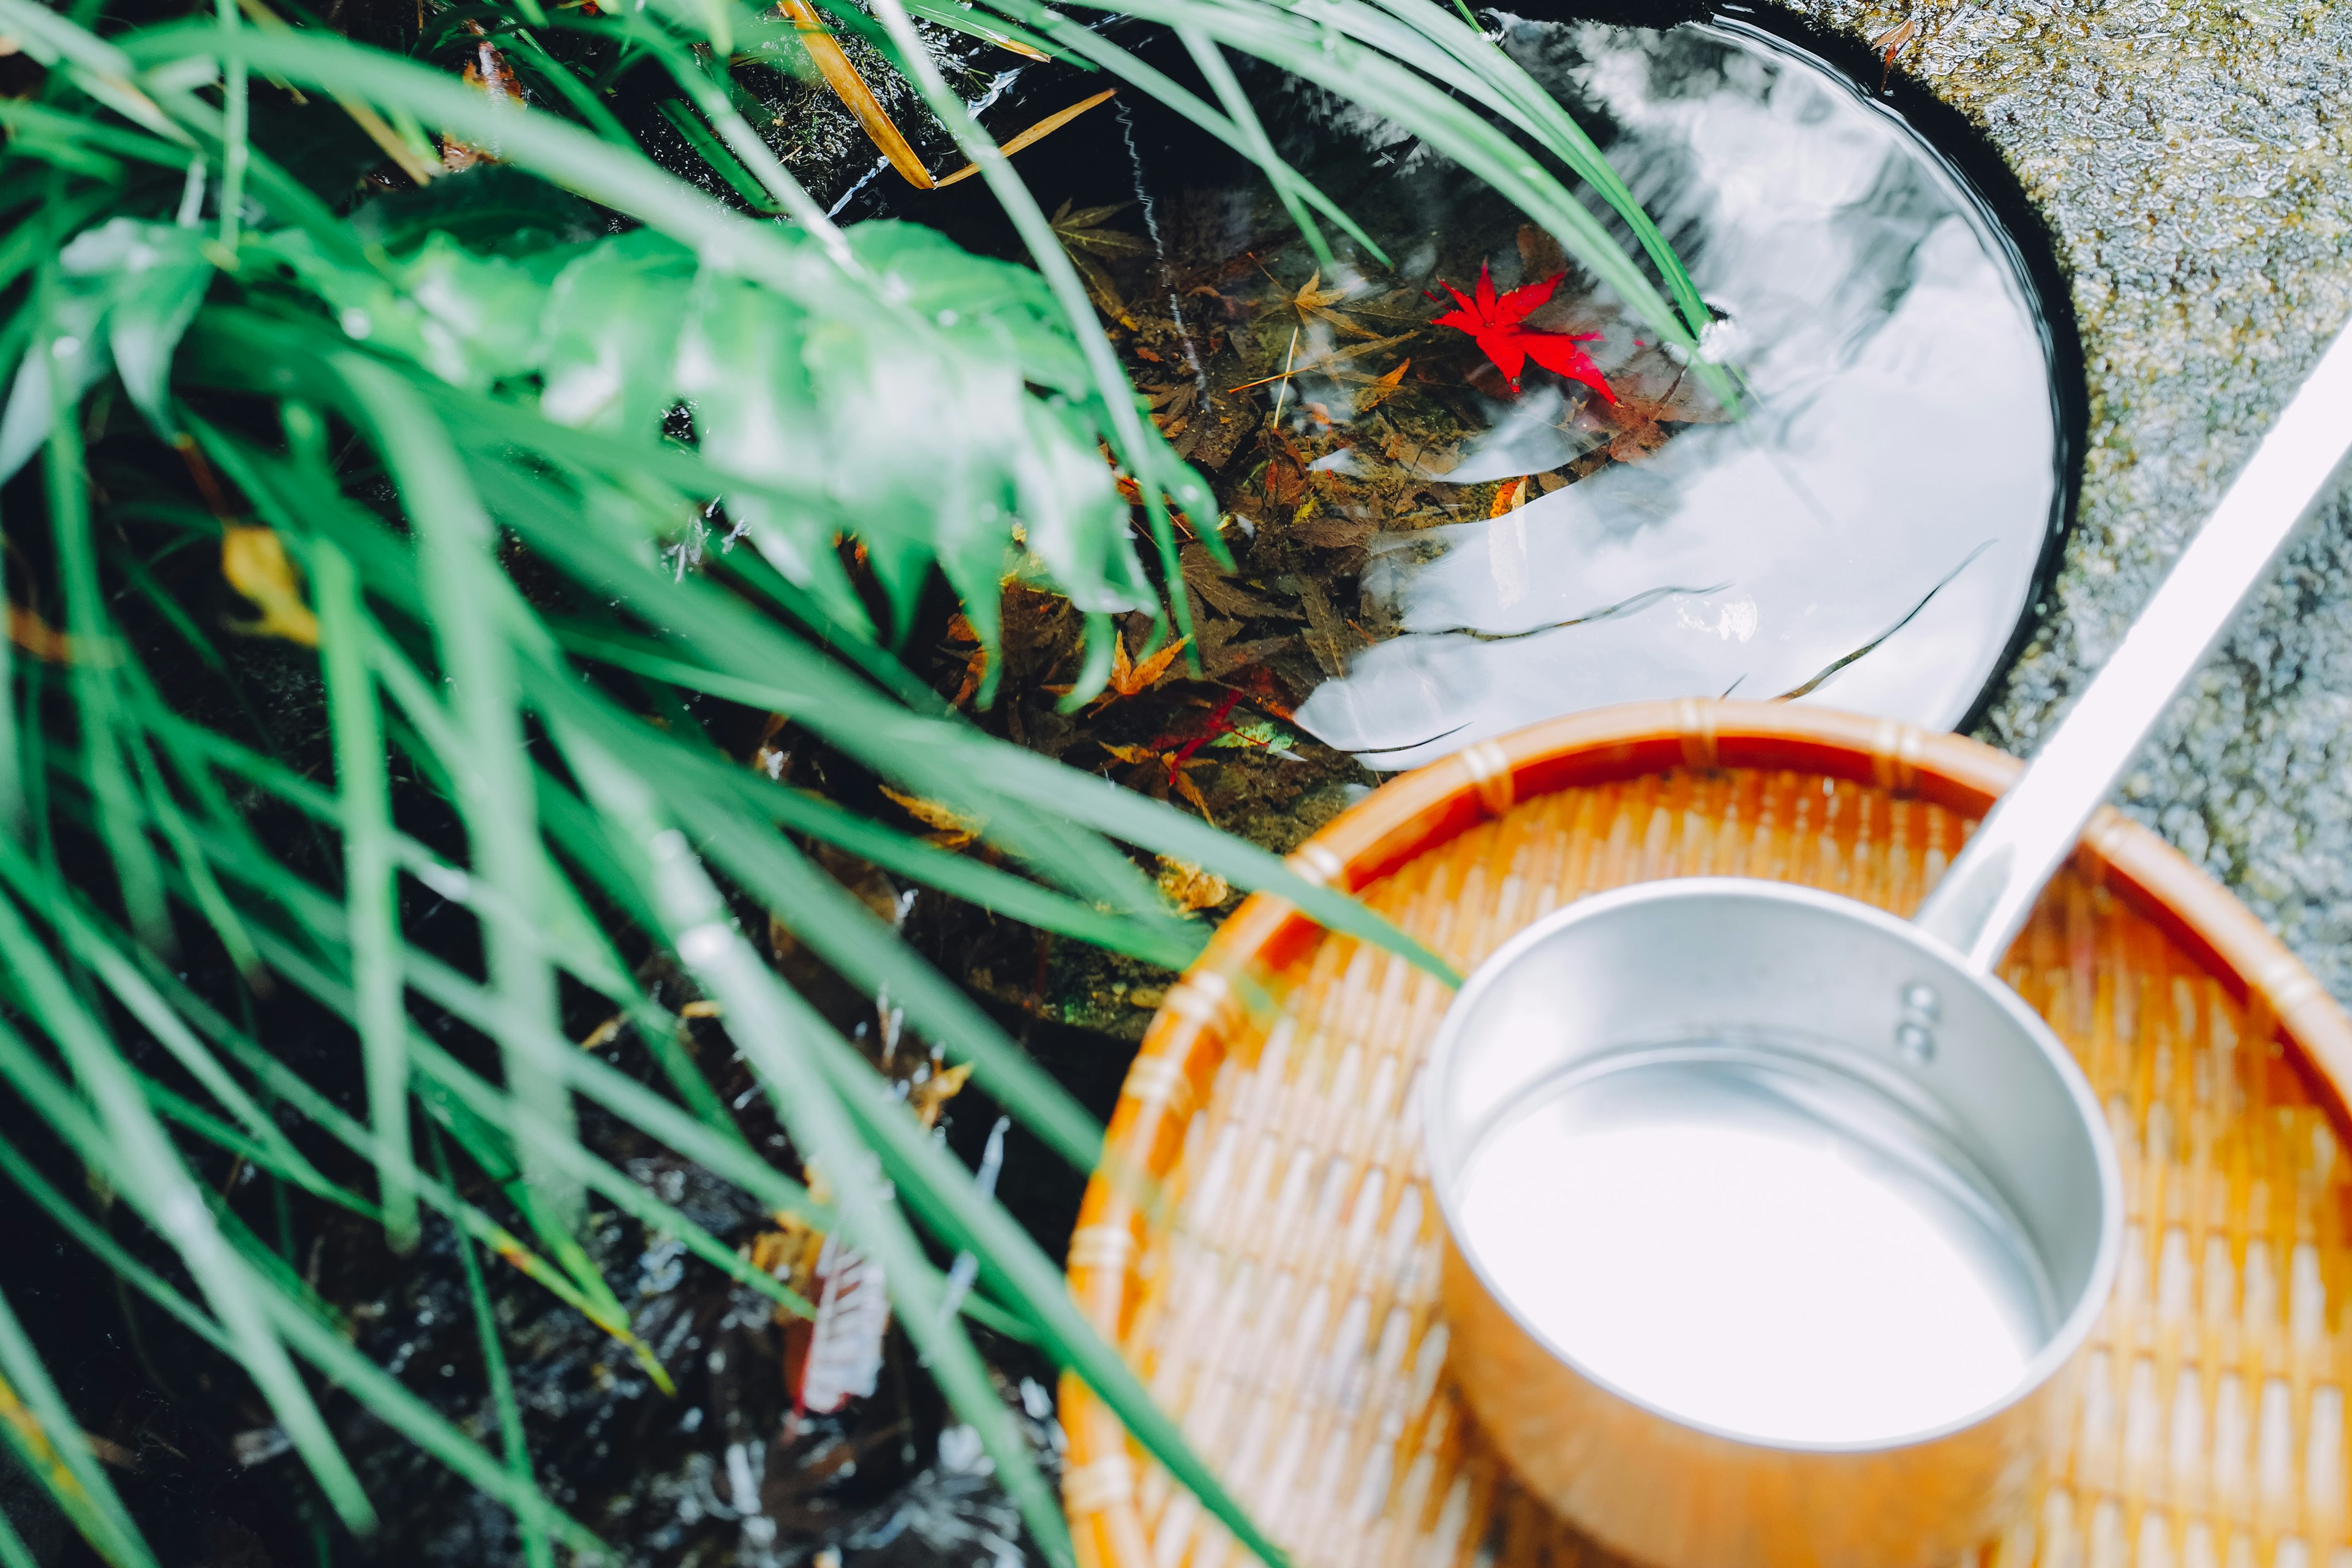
(1294, 21), (2065, 765)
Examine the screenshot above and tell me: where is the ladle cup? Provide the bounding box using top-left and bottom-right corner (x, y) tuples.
(1424, 322), (2352, 1568)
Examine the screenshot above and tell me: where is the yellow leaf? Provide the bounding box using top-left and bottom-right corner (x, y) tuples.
(221, 526), (319, 646)
(908, 1061), (973, 1128)
(1155, 854), (1230, 913)
(1087, 631), (1191, 710)
(877, 784), (983, 847)
(1128, 633), (1190, 690)
(1356, 358), (1411, 412)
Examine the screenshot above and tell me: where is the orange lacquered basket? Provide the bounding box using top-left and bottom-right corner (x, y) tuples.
(1059, 699), (2352, 1568)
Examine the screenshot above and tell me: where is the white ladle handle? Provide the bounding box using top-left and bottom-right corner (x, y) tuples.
(1914, 320), (2352, 972)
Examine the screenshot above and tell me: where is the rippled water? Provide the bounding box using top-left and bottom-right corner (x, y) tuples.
(1292, 20), (2067, 767)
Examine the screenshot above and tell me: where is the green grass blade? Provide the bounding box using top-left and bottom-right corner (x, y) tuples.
(989, 0), (1386, 264)
(505, 25), (634, 146)
(0, 1128), (236, 1357)
(686, 786), (1116, 1174)
(1052, 0), (1730, 402)
(40, 325), (169, 946)
(0, 1282), (157, 1568)
(0, 0), (191, 145)
(809, 1019), (1289, 1568)
(628, 22), (840, 232)
(0, 838), (319, 1183)
(1179, 26), (1331, 268)
(1353, 0), (1716, 342)
(135, 22), (848, 293)
(170, 860), (830, 1281)
(0, 891), (374, 1529)
(562, 727), (1082, 1568)
(333, 354), (584, 1232)
(245, 1251), (603, 1556)
(121, 934), (782, 1341)
(859, 0), (1215, 669)
(435, 1128), (557, 1568)
(214, 0), (244, 250)
(654, 97), (788, 213)
(464, 471), (1169, 918)
(0, 1500), (36, 1568)
(556, 647), (1461, 983)
(119, 722), (264, 978)
(308, 538), (418, 1248)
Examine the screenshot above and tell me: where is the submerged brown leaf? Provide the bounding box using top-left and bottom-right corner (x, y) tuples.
(1050, 198), (1149, 323)
(1267, 267), (1384, 341)
(1051, 199), (1155, 259)
(1084, 630), (1189, 712)
(1353, 358), (1411, 413)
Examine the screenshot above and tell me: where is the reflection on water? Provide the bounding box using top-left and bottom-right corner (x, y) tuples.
(1294, 21), (2062, 767)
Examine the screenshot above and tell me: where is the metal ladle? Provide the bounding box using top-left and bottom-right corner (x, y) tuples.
(1422, 322), (2352, 1568)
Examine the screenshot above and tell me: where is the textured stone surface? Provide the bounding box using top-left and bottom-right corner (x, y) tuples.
(1784, 0), (2352, 1003)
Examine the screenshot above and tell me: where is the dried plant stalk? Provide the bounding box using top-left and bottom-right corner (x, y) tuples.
(779, 0), (934, 189)
(932, 87), (1117, 188)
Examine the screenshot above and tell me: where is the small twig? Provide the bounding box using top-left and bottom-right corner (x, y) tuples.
(1226, 332), (1417, 393)
(1268, 326), (1300, 428)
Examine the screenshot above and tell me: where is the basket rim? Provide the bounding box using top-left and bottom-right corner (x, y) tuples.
(1055, 697), (2352, 1564)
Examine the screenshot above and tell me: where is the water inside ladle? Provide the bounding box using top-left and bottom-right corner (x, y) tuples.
(1456, 1050), (2049, 1443)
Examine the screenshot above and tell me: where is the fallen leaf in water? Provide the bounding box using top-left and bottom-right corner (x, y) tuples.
(1871, 16), (1919, 88)
(1052, 198), (1152, 261)
(1353, 358), (1411, 413)
(1488, 475), (1532, 516)
(1052, 198), (1147, 324)
(1268, 268), (1384, 341)
(1180, 544), (1305, 622)
(751, 1215), (826, 1308)
(1593, 367), (1727, 462)
(1079, 629), (1189, 712)
(1433, 263), (1615, 403)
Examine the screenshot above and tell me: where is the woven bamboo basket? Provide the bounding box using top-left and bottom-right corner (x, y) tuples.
(1060, 699), (2352, 1568)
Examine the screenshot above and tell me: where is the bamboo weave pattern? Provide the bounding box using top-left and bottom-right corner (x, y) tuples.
(1082, 767), (2352, 1568)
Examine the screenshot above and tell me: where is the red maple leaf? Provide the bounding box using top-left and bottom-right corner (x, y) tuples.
(1431, 263), (1616, 404)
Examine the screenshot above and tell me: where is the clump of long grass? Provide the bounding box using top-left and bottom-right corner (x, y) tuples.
(0, 0), (1713, 1559)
